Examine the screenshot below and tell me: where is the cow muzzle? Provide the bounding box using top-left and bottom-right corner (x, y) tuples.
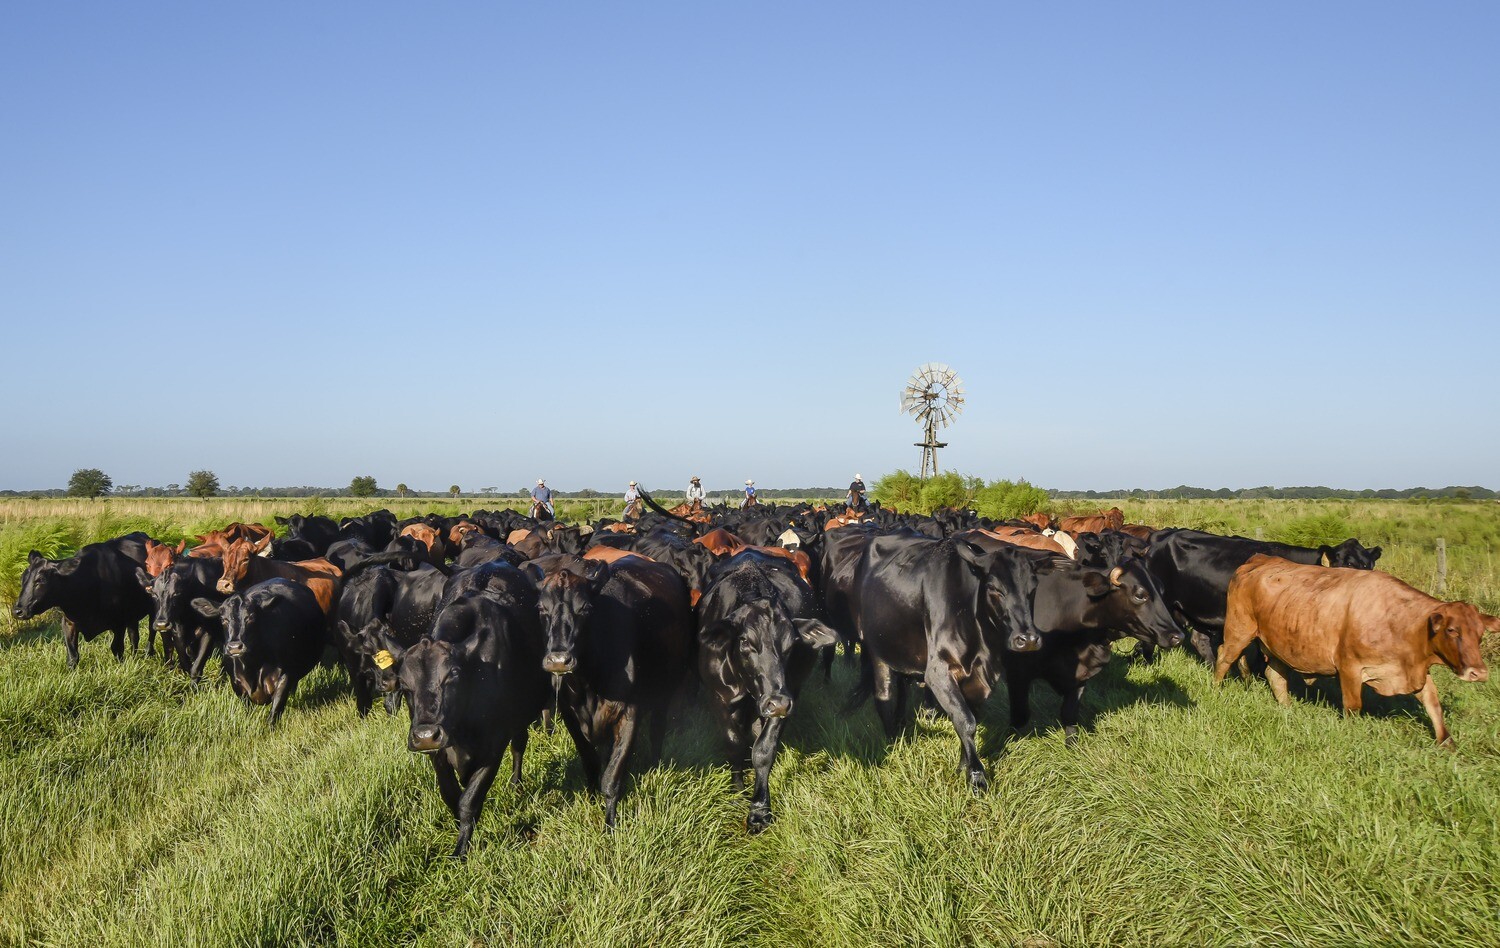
(223, 641), (246, 658)
(409, 724), (446, 753)
(153, 620), (172, 632)
(1459, 666), (1488, 683)
(11, 604), (24, 619)
(1008, 630), (1043, 653)
(760, 694), (792, 718)
(215, 579), (234, 595)
(543, 652), (576, 675)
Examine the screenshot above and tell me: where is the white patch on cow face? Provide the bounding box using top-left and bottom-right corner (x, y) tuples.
(1053, 532), (1079, 560)
(777, 529), (800, 550)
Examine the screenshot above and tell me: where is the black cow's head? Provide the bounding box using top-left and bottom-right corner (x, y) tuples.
(217, 593), (254, 659)
(703, 600), (836, 719)
(378, 632), (482, 754)
(527, 558), (608, 675)
(955, 541), (1043, 652)
(12, 550), (77, 620)
(1320, 538), (1382, 569)
(1085, 560), (1184, 648)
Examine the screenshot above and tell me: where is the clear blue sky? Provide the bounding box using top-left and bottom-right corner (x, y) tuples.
(2, 2), (1496, 493)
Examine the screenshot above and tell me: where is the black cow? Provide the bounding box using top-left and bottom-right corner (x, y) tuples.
(1142, 529), (1382, 663)
(849, 535), (1044, 794)
(997, 554), (1185, 745)
(214, 579), (327, 726)
(373, 565), (550, 858)
(13, 533), (152, 667)
(272, 514), (340, 557)
(139, 556), (227, 682)
(335, 563), (449, 715)
(697, 550), (837, 832)
(527, 555), (692, 827)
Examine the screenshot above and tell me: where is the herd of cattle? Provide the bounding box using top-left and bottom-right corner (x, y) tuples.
(12, 498), (1497, 856)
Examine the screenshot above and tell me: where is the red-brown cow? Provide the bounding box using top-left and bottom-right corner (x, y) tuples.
(1059, 507), (1125, 535)
(144, 539), (188, 578)
(216, 535), (342, 616)
(694, 528), (813, 584)
(1216, 554), (1497, 745)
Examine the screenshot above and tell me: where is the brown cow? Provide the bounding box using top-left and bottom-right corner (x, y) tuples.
(1058, 507), (1125, 535)
(1019, 512), (1056, 532)
(188, 521), (274, 558)
(693, 528), (812, 584)
(448, 521), (484, 547)
(216, 535), (342, 616)
(959, 527), (1071, 558)
(399, 523), (446, 565)
(144, 539), (188, 578)
(1216, 554), (1497, 745)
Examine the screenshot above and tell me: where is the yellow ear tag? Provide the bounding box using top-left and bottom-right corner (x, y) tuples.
(374, 650), (395, 670)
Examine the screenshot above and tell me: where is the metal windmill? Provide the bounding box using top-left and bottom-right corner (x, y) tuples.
(900, 362), (965, 481)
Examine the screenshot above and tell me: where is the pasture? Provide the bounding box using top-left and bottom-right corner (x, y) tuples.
(1, 497), (1496, 946)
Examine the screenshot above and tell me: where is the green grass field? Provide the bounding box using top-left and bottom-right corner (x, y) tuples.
(1, 498), (1496, 946)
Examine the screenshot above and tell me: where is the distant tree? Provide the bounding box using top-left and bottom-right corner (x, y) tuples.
(186, 470), (220, 498)
(1454, 487), (1473, 501)
(350, 475), (379, 498)
(449, 484), (461, 499)
(396, 482), (409, 498)
(67, 468), (112, 499)
(481, 487), (497, 497)
(166, 483), (180, 494)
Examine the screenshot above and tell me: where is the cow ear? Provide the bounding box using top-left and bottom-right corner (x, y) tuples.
(190, 597), (221, 619)
(523, 562), (546, 584)
(1318, 548), (1333, 567)
(793, 618), (838, 649)
(1481, 614), (1500, 635)
(1428, 613), (1446, 636)
(28, 549), (45, 566)
(1082, 571), (1112, 599)
(175, 539), (187, 554)
(1369, 546), (1383, 563)
(135, 567), (153, 592)
(55, 557), (82, 577)
(954, 540), (994, 572)
(583, 558), (610, 591)
(699, 619), (736, 649)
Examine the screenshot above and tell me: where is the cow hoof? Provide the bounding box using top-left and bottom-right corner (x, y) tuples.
(746, 808), (774, 834)
(967, 771), (988, 795)
(1439, 736), (1456, 750)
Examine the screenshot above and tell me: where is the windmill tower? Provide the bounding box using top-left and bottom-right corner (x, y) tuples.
(900, 363), (965, 481)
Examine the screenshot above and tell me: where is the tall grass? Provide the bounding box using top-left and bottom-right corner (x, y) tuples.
(0, 498), (1496, 944)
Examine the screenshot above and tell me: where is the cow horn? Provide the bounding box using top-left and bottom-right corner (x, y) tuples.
(1108, 566), (1124, 587)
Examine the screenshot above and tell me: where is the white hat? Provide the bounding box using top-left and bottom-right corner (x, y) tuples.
(855, 473), (862, 479)
(628, 480), (636, 486)
(746, 479), (754, 485)
(536, 479), (544, 485)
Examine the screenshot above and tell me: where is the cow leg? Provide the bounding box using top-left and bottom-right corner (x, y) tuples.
(110, 628), (127, 663)
(1007, 672), (1033, 733)
(1187, 629), (1217, 665)
(509, 730), (529, 787)
(384, 692), (402, 716)
(1338, 672), (1365, 717)
(128, 622), (140, 655)
(190, 636), (213, 683)
(1132, 641), (1157, 663)
(63, 619), (80, 669)
(431, 756), (462, 820)
(724, 712), (752, 790)
(1058, 683), (1087, 747)
(1415, 675), (1452, 747)
(1213, 624), (1254, 685)
(1263, 658), (1293, 706)
(560, 707), (602, 791)
(540, 706), (556, 736)
(600, 707), (639, 829)
(452, 763), (498, 859)
(923, 663), (987, 794)
(145, 624), (156, 657)
(350, 664), (374, 718)
(871, 660), (902, 739)
(746, 714), (787, 834)
(267, 672), (295, 727)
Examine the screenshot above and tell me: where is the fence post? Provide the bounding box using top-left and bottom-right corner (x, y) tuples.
(1435, 538), (1447, 596)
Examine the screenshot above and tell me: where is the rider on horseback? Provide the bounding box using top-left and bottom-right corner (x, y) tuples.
(742, 479), (757, 509)
(531, 479), (554, 520)
(848, 473), (867, 512)
(685, 475), (706, 513)
(623, 481), (641, 520)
